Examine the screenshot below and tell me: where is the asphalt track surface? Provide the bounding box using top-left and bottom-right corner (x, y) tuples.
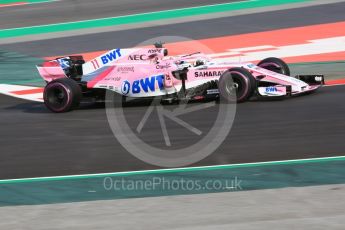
(1, 1), (345, 179)
(1, 85), (345, 179)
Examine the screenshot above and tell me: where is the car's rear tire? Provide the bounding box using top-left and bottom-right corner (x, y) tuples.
(257, 57), (290, 76)
(44, 78), (82, 113)
(218, 67), (256, 103)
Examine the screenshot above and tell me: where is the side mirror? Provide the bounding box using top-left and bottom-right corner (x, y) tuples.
(172, 68), (188, 80)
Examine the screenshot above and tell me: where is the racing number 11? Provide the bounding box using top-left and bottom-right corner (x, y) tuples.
(91, 59), (100, 70)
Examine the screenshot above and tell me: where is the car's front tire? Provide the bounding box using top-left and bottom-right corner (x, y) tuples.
(258, 57), (290, 76)
(44, 78), (82, 113)
(219, 67), (256, 103)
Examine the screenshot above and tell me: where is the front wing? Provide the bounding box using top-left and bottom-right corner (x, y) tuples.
(257, 75), (324, 98)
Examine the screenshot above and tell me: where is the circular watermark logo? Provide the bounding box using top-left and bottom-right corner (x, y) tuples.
(105, 36), (237, 167)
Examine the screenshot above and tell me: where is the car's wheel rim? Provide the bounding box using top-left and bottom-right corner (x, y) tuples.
(231, 71), (249, 101)
(224, 82), (238, 94)
(45, 83), (70, 111)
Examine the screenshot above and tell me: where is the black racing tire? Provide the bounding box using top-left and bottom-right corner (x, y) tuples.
(219, 67), (256, 103)
(257, 57), (290, 76)
(44, 78), (82, 113)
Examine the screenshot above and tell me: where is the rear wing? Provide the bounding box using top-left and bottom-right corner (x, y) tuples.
(36, 61), (66, 82)
(36, 56), (84, 82)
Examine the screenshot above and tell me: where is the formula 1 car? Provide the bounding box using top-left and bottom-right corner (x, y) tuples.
(37, 45), (324, 112)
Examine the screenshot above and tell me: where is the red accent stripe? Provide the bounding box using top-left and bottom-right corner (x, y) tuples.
(87, 66), (115, 88)
(11, 88), (44, 95)
(326, 78), (345, 86)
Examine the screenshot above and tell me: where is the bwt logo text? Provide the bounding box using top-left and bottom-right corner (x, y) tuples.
(101, 49), (122, 64)
(121, 75), (164, 95)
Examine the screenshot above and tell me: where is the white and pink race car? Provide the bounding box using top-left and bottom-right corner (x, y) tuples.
(37, 45), (324, 112)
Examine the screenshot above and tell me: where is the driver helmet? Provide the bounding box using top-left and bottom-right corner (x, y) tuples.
(57, 57), (71, 70)
(194, 59), (206, 67)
